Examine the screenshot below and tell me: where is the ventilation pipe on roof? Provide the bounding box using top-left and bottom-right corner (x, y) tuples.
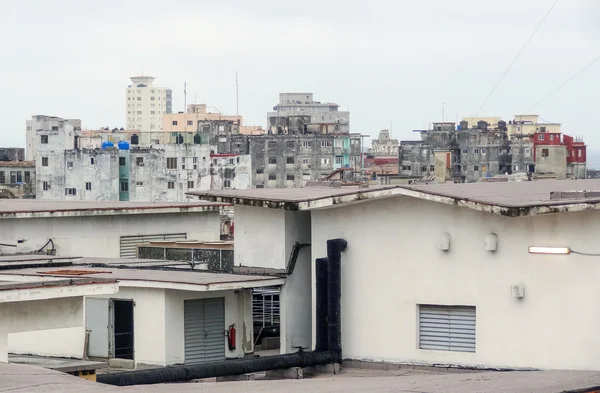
(98, 239), (348, 387)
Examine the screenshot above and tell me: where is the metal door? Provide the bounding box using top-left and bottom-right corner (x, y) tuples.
(184, 298), (225, 364)
(85, 298), (110, 358)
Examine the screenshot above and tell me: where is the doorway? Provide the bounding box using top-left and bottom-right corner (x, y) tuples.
(111, 300), (134, 360)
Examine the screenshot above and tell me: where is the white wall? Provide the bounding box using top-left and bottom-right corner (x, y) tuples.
(0, 211), (220, 258)
(234, 205), (286, 270)
(280, 211), (312, 353)
(310, 196), (600, 370)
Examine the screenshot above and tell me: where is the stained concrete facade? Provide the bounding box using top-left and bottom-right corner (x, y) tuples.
(267, 93), (350, 135)
(400, 122), (534, 182)
(36, 144), (252, 201)
(26, 115), (81, 161)
(0, 161), (36, 199)
(371, 129), (399, 156)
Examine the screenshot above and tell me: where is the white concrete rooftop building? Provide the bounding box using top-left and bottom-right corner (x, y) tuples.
(189, 179), (600, 371)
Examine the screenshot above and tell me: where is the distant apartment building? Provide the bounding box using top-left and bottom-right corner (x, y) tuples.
(398, 115), (586, 182)
(126, 76), (172, 131)
(370, 129), (399, 156)
(0, 160), (35, 199)
(267, 93), (350, 134)
(36, 143), (251, 202)
(163, 104), (242, 133)
(25, 115), (81, 161)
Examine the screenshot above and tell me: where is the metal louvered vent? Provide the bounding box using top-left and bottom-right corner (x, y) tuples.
(419, 305), (476, 353)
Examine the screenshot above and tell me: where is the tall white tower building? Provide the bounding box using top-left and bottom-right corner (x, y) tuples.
(126, 76), (172, 131)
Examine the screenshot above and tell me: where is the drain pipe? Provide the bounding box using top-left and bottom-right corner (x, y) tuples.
(326, 238), (348, 359)
(315, 257), (329, 352)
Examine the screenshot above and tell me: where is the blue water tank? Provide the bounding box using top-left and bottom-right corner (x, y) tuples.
(118, 141), (130, 150)
(102, 141), (114, 149)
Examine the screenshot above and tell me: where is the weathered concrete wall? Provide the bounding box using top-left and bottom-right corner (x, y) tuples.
(0, 211), (220, 257)
(0, 148), (24, 162)
(536, 145), (567, 179)
(310, 196), (600, 370)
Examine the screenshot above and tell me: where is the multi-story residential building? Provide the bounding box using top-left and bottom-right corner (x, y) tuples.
(508, 114), (561, 139)
(267, 93), (350, 134)
(163, 104), (242, 133)
(0, 160), (35, 198)
(126, 76), (172, 131)
(370, 129), (398, 156)
(36, 143), (251, 202)
(399, 116), (586, 182)
(25, 115), (81, 161)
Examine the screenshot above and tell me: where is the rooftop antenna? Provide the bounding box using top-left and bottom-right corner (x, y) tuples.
(184, 81), (187, 113)
(235, 71), (239, 116)
(442, 102), (445, 122)
(141, 65), (144, 77)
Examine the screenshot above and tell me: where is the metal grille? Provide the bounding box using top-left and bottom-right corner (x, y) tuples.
(119, 233), (187, 258)
(419, 305), (476, 353)
(184, 298), (225, 364)
(252, 287), (280, 327)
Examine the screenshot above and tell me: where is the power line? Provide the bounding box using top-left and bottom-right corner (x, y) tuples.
(474, 0), (561, 116)
(522, 55), (600, 114)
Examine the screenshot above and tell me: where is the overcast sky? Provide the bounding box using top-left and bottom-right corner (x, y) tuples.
(1, 0), (598, 157)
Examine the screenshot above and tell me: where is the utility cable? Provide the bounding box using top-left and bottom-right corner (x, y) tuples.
(570, 250), (600, 257)
(475, 0), (561, 116)
(521, 55), (600, 114)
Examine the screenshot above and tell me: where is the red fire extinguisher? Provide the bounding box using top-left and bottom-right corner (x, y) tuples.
(225, 324), (236, 351)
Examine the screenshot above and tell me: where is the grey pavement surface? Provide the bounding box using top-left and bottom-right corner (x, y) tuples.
(3, 362), (600, 393)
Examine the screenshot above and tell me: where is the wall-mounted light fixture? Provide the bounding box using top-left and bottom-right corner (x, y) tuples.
(485, 234), (498, 252)
(438, 233), (451, 252)
(528, 246), (571, 255)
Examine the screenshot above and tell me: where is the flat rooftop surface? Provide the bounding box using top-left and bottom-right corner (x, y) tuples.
(189, 185), (397, 202)
(2, 362), (600, 393)
(404, 179), (600, 208)
(0, 200), (228, 218)
(0, 266), (284, 289)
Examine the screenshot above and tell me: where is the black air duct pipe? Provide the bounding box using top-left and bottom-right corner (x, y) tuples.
(326, 238), (348, 359)
(315, 257), (329, 352)
(97, 351), (338, 387)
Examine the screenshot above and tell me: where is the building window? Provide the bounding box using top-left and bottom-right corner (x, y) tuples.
(473, 165), (479, 171)
(578, 149), (582, 158)
(286, 157), (295, 164)
(538, 134), (545, 141)
(287, 174), (295, 181)
(172, 121), (178, 126)
(430, 165), (435, 172)
(85, 182), (92, 191)
(268, 174), (276, 180)
(42, 157), (48, 167)
(187, 120), (193, 126)
(402, 165), (411, 171)
(473, 149), (479, 154)
(137, 97), (141, 101)
(421, 165), (427, 172)
(51, 126), (59, 131)
(419, 305), (476, 353)
(90, 157), (95, 165)
(514, 165), (519, 171)
(41, 135), (48, 144)
(286, 141), (295, 148)
(167, 181), (175, 189)
(481, 148), (486, 154)
(462, 149), (467, 154)
(524, 148), (531, 155)
(67, 161), (73, 169)
(302, 141), (311, 148)
(120, 181), (128, 192)
(151, 111), (155, 115)
(268, 157), (277, 164)
(541, 148), (549, 158)
(321, 158), (330, 165)
(137, 111), (142, 115)
(9, 171), (16, 183)
(229, 158), (235, 165)
(321, 140), (332, 148)
(136, 181), (143, 186)
(43, 181), (50, 191)
(256, 168), (264, 174)
(224, 179), (231, 188)
(302, 158), (310, 165)
(335, 156), (343, 165)
(167, 157), (177, 169)
(268, 141), (277, 148)
(481, 165), (487, 171)
(151, 97), (155, 101)
(550, 134), (555, 141)
(24, 171), (30, 183)
(118, 157), (125, 166)
(65, 188), (77, 196)
(187, 181), (194, 189)
(136, 157), (144, 166)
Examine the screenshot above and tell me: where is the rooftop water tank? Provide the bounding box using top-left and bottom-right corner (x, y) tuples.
(102, 141), (114, 149)
(118, 141), (130, 150)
